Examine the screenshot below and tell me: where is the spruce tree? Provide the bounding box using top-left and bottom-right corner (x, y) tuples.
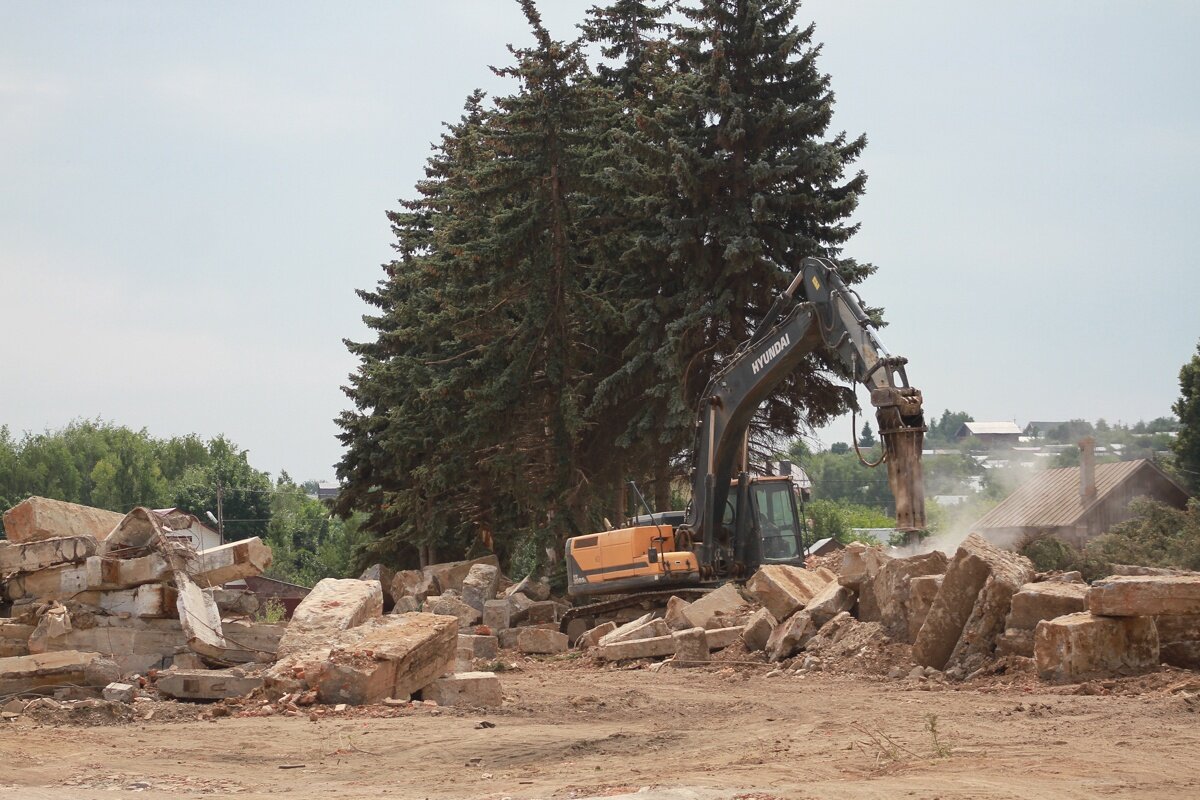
(1173, 342), (1200, 492)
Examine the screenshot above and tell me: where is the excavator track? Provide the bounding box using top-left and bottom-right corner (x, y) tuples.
(559, 588), (715, 634)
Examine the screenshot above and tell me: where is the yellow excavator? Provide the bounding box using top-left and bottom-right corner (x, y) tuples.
(562, 257), (926, 624)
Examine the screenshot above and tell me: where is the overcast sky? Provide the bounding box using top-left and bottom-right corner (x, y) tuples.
(2, 1), (1197, 481)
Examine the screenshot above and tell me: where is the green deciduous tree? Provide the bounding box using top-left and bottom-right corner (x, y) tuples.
(1173, 342), (1200, 492)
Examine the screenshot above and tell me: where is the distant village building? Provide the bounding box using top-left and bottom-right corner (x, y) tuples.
(151, 507), (221, 550)
(970, 441), (1189, 548)
(955, 421), (1023, 449)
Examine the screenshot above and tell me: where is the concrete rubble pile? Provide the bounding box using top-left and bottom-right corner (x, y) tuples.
(0, 496), (279, 702)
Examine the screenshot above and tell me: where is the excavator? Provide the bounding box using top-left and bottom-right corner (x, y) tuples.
(561, 256), (926, 624)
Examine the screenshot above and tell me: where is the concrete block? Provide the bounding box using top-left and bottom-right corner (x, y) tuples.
(855, 578), (882, 622)
(746, 566), (828, 622)
(391, 596), (420, 614)
(2, 497), (123, 543)
(907, 575), (943, 641)
(457, 634), (498, 660)
(598, 613), (654, 646)
(176, 570), (229, 660)
(424, 555), (500, 596)
(1088, 575), (1200, 617)
(425, 595), (482, 628)
(874, 551), (948, 642)
(208, 587), (260, 616)
(705, 626), (743, 650)
(30, 616), (186, 673)
(507, 591), (535, 623)
(0, 650), (119, 695)
(1007, 582), (1087, 630)
(102, 682), (136, 703)
(601, 633), (676, 661)
(278, 578), (384, 658)
(599, 618), (669, 647)
(524, 600), (558, 624)
(0, 536), (97, 575)
(391, 569), (437, 603)
(497, 628), (521, 650)
(995, 628), (1034, 658)
(74, 584), (172, 617)
(913, 533), (1033, 669)
(742, 608), (776, 652)
(318, 612), (458, 704)
(516, 628), (568, 654)
(359, 564), (397, 609)
(577, 621), (616, 650)
(672, 627), (709, 663)
(683, 583), (750, 630)
(420, 671), (502, 708)
(766, 611), (816, 661)
(5, 564), (89, 602)
(1034, 612), (1159, 682)
(483, 599), (511, 630)
(157, 668), (263, 700)
(461, 564), (500, 612)
(805, 581), (856, 629)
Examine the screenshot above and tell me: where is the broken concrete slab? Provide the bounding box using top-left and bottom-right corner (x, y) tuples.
(157, 668), (264, 701)
(2, 497), (123, 544)
(176, 570), (229, 661)
(73, 538), (271, 595)
(601, 633), (676, 661)
(506, 574), (550, 602)
(172, 538), (273, 589)
(705, 626), (743, 651)
(742, 608), (776, 652)
(600, 618), (669, 647)
(577, 621), (617, 650)
(671, 627), (709, 663)
(874, 550), (948, 642)
(766, 611), (816, 661)
(1088, 575), (1200, 617)
(277, 578), (383, 658)
(598, 613), (655, 647)
(75, 584), (173, 617)
(0, 536), (97, 575)
(482, 599), (511, 631)
(420, 671), (502, 708)
(805, 581), (856, 629)
(461, 563), (500, 612)
(392, 596), (420, 614)
(1034, 612), (1159, 682)
(457, 634), (498, 660)
(745, 566), (828, 622)
(913, 533), (1033, 670)
(516, 628), (568, 655)
(907, 575), (943, 642)
(424, 555), (501, 596)
(664, 596), (693, 631)
(1161, 640), (1200, 669)
(425, 595), (482, 628)
(391, 569), (437, 603)
(682, 583), (750, 630)
(995, 628), (1034, 658)
(507, 591), (535, 624)
(29, 616), (186, 673)
(318, 613), (459, 704)
(1007, 582), (1088, 631)
(208, 587), (260, 617)
(839, 542), (891, 589)
(0, 650), (120, 695)
(4, 563), (90, 601)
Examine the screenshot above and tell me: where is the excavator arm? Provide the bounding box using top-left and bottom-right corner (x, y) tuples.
(682, 257), (926, 577)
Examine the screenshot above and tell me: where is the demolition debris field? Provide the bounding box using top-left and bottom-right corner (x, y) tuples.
(3, 659), (1200, 800)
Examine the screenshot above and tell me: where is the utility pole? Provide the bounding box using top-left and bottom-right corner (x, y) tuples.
(216, 480), (225, 546)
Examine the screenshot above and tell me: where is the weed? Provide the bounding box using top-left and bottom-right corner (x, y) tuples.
(925, 713), (953, 758)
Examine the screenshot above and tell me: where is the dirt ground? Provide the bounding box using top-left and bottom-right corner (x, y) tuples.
(3, 657), (1200, 800)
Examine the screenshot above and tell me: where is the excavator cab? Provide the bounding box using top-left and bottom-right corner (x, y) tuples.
(717, 475), (809, 572)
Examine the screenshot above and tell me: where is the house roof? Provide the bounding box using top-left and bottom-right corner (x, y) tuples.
(971, 459), (1188, 530)
(1024, 421), (1067, 433)
(958, 421), (1023, 436)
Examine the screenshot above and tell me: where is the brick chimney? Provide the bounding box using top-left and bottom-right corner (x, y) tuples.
(1079, 436), (1097, 502)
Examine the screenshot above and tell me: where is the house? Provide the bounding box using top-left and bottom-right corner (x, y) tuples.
(970, 441), (1190, 548)
(955, 421), (1023, 448)
(151, 507), (222, 550)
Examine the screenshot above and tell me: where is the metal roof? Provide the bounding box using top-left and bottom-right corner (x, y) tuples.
(959, 421), (1023, 436)
(971, 459), (1176, 530)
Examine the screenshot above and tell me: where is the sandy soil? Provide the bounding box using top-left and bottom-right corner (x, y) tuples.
(2, 657), (1200, 800)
